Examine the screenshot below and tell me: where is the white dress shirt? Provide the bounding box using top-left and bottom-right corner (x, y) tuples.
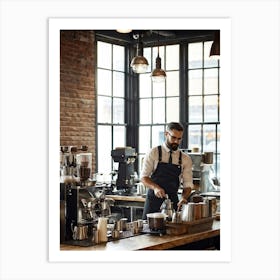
(140, 142), (193, 189)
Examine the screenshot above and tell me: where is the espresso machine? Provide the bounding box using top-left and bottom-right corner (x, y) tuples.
(60, 145), (114, 246)
(111, 147), (137, 193)
(63, 186), (97, 244)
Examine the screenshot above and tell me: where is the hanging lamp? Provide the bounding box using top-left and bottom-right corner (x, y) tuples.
(151, 32), (166, 82)
(116, 29), (132, 34)
(209, 30), (220, 58)
(130, 34), (149, 74)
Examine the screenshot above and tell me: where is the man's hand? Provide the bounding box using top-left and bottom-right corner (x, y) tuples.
(177, 197), (188, 210)
(154, 186), (166, 199)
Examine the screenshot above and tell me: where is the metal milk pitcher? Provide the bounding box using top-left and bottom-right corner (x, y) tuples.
(160, 194), (174, 221)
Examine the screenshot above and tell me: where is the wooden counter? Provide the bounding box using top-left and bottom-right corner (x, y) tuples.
(106, 194), (145, 203)
(60, 220), (220, 251)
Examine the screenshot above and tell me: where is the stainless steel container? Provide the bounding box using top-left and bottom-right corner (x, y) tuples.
(111, 230), (120, 239)
(181, 203), (195, 222)
(72, 225), (88, 241)
(200, 202), (209, 218)
(194, 203), (202, 220)
(207, 197), (217, 216)
(137, 219), (143, 230)
(119, 218), (128, 231)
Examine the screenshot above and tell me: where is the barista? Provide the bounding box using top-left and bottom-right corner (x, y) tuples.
(141, 122), (193, 219)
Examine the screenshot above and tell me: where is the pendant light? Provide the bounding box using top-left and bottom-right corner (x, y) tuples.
(116, 29), (132, 34)
(209, 30), (220, 59)
(151, 32), (166, 82)
(130, 34), (149, 74)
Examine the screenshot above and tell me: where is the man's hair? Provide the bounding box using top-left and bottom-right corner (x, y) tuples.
(167, 122), (184, 132)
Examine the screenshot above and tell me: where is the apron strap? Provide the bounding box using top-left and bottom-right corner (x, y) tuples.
(157, 145), (162, 162)
(158, 146), (182, 165)
(179, 151), (182, 165)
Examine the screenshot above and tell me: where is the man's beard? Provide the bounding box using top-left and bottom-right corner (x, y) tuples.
(166, 141), (179, 151)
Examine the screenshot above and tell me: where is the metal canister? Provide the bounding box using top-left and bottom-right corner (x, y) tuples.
(115, 220), (122, 231)
(194, 203), (202, 220)
(181, 203), (194, 222)
(111, 230), (120, 239)
(208, 197), (217, 217)
(137, 219), (143, 230)
(120, 218), (128, 231)
(200, 202), (209, 218)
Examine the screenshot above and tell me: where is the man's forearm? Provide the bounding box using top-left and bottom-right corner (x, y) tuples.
(141, 176), (160, 190)
(181, 187), (192, 200)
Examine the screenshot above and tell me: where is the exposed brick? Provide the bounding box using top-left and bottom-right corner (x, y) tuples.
(60, 30), (96, 172)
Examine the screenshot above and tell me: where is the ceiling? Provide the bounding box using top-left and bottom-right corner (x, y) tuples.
(95, 29), (217, 47)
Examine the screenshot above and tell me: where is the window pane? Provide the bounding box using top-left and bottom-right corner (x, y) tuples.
(143, 47), (152, 72)
(153, 81), (165, 97)
(98, 96), (111, 123)
(203, 124), (216, 151)
(139, 126), (151, 153)
(98, 125), (112, 173)
(189, 69), (202, 95)
(139, 73), (151, 98)
(113, 45), (124, 71)
(166, 44), (179, 70)
(204, 95), (218, 122)
(113, 126), (125, 148)
(204, 41), (218, 68)
(166, 97), (179, 123)
(97, 41), (112, 69)
(204, 68), (218, 94)
(189, 96), (202, 122)
(188, 125), (201, 151)
(113, 71), (124, 97)
(97, 69), (112, 96)
(138, 154), (146, 174)
(216, 154), (220, 179)
(166, 71), (179, 97)
(153, 98), (165, 124)
(152, 125), (165, 147)
(140, 99), (151, 124)
(188, 42), (203, 69)
(113, 97), (124, 124)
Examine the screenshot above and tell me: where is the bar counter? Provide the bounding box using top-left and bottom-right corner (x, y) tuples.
(60, 220), (220, 251)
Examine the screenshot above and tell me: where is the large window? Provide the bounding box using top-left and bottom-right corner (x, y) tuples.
(187, 41), (220, 178)
(138, 41), (220, 179)
(97, 41), (126, 174)
(138, 44), (180, 171)
(97, 37), (221, 180)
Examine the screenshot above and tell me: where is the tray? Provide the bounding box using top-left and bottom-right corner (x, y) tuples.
(166, 217), (214, 235)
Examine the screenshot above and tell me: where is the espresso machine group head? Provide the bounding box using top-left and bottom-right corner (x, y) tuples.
(111, 147), (137, 190)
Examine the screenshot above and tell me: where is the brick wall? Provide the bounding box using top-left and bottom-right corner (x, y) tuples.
(60, 30), (96, 172)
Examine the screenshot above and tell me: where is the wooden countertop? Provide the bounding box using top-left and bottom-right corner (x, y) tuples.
(106, 194), (146, 202)
(60, 220), (220, 251)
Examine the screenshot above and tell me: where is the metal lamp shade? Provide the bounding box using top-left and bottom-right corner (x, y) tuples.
(130, 56), (149, 73)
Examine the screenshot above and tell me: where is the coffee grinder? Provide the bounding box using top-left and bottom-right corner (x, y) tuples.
(111, 147), (137, 193)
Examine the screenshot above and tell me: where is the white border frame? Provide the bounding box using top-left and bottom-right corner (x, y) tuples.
(49, 17), (231, 262)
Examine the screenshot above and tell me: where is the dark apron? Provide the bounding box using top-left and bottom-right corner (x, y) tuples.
(142, 146), (182, 219)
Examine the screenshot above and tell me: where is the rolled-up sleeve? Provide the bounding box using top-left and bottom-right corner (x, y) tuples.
(181, 154), (194, 189)
(140, 148), (158, 178)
